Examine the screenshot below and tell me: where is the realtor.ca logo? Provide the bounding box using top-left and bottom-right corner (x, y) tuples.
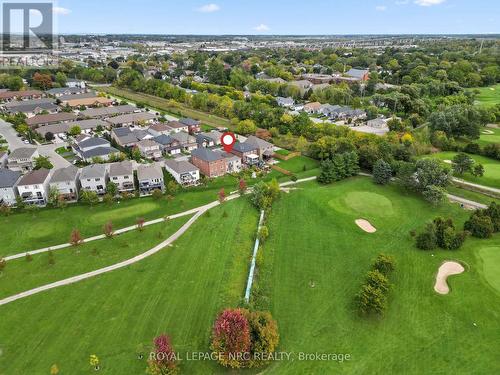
(0, 1), (58, 68)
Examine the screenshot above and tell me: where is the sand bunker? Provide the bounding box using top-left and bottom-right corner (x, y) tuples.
(481, 129), (494, 134)
(355, 219), (376, 233)
(434, 261), (465, 295)
(443, 159), (453, 164)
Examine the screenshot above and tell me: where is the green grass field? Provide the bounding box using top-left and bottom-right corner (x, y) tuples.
(253, 177), (500, 374)
(1, 177), (499, 374)
(478, 126), (500, 147)
(275, 155), (320, 174)
(478, 246), (500, 293)
(0, 188), (221, 257)
(425, 151), (500, 189)
(0, 215), (190, 299)
(0, 199), (258, 374)
(473, 84), (500, 107)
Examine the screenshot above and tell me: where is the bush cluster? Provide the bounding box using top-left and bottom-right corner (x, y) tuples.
(356, 254), (395, 316)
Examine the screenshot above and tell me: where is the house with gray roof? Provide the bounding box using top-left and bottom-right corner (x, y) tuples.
(137, 164), (164, 195)
(47, 86), (87, 97)
(7, 147), (39, 172)
(36, 119), (108, 138)
(72, 137), (119, 162)
(80, 164), (107, 195)
(0, 168), (22, 206)
(106, 112), (157, 127)
(108, 161), (135, 193)
(244, 135), (274, 160)
(26, 112), (78, 128)
(179, 118), (201, 133)
(4, 101), (59, 117)
(137, 139), (162, 160)
(231, 142), (259, 165)
(111, 127), (153, 147)
(49, 165), (80, 201)
(164, 159), (200, 187)
(170, 131), (198, 152)
(80, 105), (137, 119)
(154, 135), (182, 155)
(16, 168), (51, 205)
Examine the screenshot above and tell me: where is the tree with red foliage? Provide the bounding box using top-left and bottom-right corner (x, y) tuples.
(70, 228), (83, 246)
(32, 72), (52, 90)
(147, 334), (179, 375)
(103, 221), (114, 238)
(238, 179), (247, 195)
(210, 308), (251, 368)
(218, 188), (226, 203)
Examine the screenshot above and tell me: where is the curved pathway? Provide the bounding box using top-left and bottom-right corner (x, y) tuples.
(0, 178), (316, 307)
(0, 201), (217, 306)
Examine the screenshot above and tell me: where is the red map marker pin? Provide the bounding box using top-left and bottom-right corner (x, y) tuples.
(221, 132), (236, 152)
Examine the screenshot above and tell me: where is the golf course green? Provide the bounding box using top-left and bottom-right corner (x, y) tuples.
(0, 177), (498, 374)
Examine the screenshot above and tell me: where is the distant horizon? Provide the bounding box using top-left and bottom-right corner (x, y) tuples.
(20, 0), (498, 35)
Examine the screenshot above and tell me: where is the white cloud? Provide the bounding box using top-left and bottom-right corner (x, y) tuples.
(53, 6), (71, 15)
(376, 5), (387, 11)
(414, 0), (446, 6)
(395, 0), (409, 4)
(196, 3), (220, 13)
(253, 24), (270, 32)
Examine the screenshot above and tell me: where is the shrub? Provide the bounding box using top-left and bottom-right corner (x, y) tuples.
(151, 189), (163, 200)
(70, 229), (83, 246)
(372, 254), (395, 276)
(137, 217), (145, 231)
(416, 224), (437, 250)
(47, 251), (55, 265)
(0, 257), (6, 272)
(464, 213), (494, 238)
(356, 283), (387, 316)
(103, 221), (114, 238)
(365, 270), (390, 294)
(147, 334), (179, 375)
(25, 253), (33, 262)
(258, 226), (269, 242)
(0, 204), (12, 216)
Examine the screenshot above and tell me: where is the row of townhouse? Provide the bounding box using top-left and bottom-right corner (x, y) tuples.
(0, 160), (179, 206)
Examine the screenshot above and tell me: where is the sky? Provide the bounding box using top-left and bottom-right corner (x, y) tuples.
(4, 0), (500, 35)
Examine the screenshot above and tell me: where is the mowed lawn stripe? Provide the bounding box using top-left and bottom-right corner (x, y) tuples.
(254, 177), (500, 375)
(0, 199), (258, 374)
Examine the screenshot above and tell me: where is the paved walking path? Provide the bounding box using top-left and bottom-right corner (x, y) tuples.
(451, 177), (500, 195)
(0, 203), (217, 307)
(446, 194), (488, 209)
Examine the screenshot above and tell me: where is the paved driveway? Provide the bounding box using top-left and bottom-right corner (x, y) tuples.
(0, 118), (24, 149)
(38, 143), (71, 169)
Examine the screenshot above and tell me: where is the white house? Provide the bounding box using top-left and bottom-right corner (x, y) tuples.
(16, 168), (51, 206)
(108, 161), (135, 193)
(0, 168), (21, 206)
(66, 79), (86, 88)
(49, 165), (80, 202)
(137, 164), (164, 195)
(164, 159), (200, 187)
(80, 164), (108, 195)
(7, 148), (39, 172)
(136, 139), (162, 160)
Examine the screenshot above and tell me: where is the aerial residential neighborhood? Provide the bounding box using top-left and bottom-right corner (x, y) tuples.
(0, 1), (499, 374)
